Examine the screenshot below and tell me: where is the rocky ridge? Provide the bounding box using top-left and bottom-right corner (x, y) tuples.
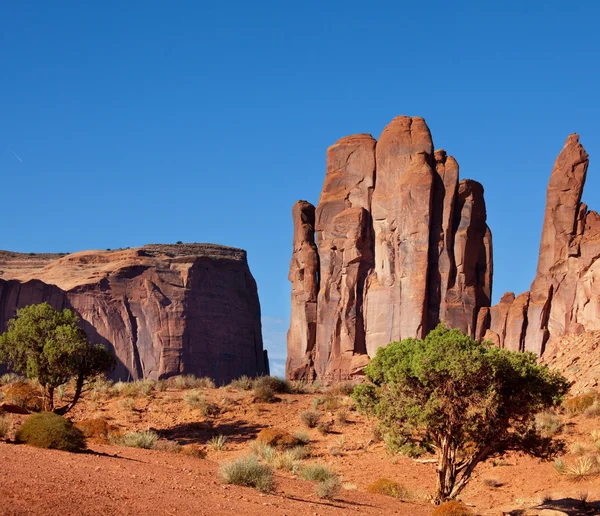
(0, 243), (268, 383)
(287, 116), (493, 380)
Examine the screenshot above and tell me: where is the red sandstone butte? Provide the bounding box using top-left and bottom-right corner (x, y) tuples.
(287, 116), (493, 380)
(0, 244), (268, 383)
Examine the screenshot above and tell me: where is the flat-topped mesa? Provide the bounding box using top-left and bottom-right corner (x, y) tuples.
(480, 133), (600, 356)
(0, 243), (268, 383)
(287, 115), (494, 381)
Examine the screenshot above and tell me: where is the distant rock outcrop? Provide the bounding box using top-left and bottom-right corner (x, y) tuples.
(0, 244), (268, 383)
(481, 134), (600, 355)
(287, 116), (493, 380)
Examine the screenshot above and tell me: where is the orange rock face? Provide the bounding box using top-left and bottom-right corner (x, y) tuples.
(0, 244), (268, 383)
(287, 116), (494, 380)
(481, 133), (600, 356)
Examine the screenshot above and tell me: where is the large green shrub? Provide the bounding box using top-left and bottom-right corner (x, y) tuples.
(353, 324), (569, 504)
(16, 412), (86, 451)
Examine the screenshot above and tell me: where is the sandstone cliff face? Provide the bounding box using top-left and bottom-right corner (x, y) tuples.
(480, 134), (600, 356)
(0, 244), (268, 383)
(287, 116), (493, 380)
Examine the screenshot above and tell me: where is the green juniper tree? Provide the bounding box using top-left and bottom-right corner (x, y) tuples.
(352, 324), (569, 504)
(0, 303), (115, 413)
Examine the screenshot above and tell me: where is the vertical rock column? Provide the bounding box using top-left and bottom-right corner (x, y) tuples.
(524, 134), (589, 355)
(286, 201), (319, 379)
(314, 135), (376, 379)
(365, 116), (435, 356)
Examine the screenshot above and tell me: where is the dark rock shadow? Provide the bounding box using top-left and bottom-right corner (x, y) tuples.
(535, 497), (600, 515)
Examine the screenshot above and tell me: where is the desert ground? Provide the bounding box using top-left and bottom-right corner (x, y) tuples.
(1, 375), (600, 516)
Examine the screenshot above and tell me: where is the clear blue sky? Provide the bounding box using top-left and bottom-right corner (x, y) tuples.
(2, 1), (599, 376)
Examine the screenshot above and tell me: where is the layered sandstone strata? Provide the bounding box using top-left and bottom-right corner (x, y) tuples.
(287, 116), (493, 380)
(0, 244), (268, 383)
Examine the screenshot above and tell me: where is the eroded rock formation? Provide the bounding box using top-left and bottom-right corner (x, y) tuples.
(481, 134), (600, 355)
(287, 116), (493, 380)
(0, 244), (268, 383)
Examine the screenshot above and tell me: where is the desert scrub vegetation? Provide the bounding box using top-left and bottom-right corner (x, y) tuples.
(169, 374), (215, 390)
(353, 324), (569, 504)
(75, 418), (113, 439)
(0, 303), (115, 413)
(535, 411), (563, 437)
(0, 414), (11, 438)
(228, 375), (253, 390)
(294, 430), (310, 445)
(300, 463), (336, 482)
(112, 430), (158, 449)
(563, 392), (599, 416)
(255, 427), (301, 449)
(315, 476), (341, 500)
(220, 455), (274, 492)
(431, 500), (474, 515)
(554, 455), (600, 481)
(16, 412), (86, 452)
(366, 478), (410, 499)
(0, 373), (22, 386)
(300, 411), (320, 428)
(3, 381), (43, 411)
(207, 434), (227, 451)
(317, 420), (334, 435)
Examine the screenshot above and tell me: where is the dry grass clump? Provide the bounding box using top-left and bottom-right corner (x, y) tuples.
(228, 375), (253, 390)
(16, 412), (86, 452)
(482, 478), (502, 488)
(113, 430), (158, 449)
(252, 376), (290, 394)
(335, 409), (349, 426)
(0, 414), (12, 438)
(184, 391), (220, 417)
(570, 441), (592, 456)
(317, 420), (333, 435)
(0, 373), (23, 386)
(118, 398), (136, 412)
(300, 463), (336, 482)
(431, 500), (474, 515)
(289, 380), (321, 394)
(564, 392), (599, 416)
(207, 434), (227, 451)
(327, 382), (355, 396)
(300, 411), (320, 428)
(584, 401), (600, 418)
(255, 427), (300, 449)
(366, 478), (410, 499)
(535, 411), (563, 437)
(554, 456), (600, 481)
(294, 430), (310, 445)
(111, 379), (156, 398)
(220, 456), (274, 492)
(169, 375), (215, 390)
(4, 382), (42, 411)
(315, 476), (341, 500)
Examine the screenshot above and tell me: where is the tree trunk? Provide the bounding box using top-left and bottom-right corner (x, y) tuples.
(55, 374), (84, 415)
(434, 436), (457, 504)
(43, 385), (54, 412)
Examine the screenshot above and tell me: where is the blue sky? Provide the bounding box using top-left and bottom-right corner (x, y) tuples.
(2, 1), (599, 377)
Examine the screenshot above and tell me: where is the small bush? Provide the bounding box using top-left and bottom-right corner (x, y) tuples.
(570, 442), (590, 456)
(154, 440), (183, 454)
(564, 393), (598, 415)
(327, 382), (355, 397)
(300, 463), (336, 482)
(535, 411), (562, 437)
(317, 420), (333, 435)
(328, 445), (342, 457)
(256, 427), (299, 449)
(229, 375), (253, 390)
(335, 410), (349, 426)
(294, 430), (311, 445)
(208, 434), (227, 451)
(249, 440), (276, 463)
(220, 456), (274, 492)
(300, 411), (320, 428)
(553, 457), (566, 474)
(273, 450), (298, 472)
(315, 477), (341, 500)
(253, 384), (276, 403)
(431, 501), (473, 516)
(16, 412), (86, 452)
(253, 376), (290, 394)
(181, 444), (207, 459)
(320, 394), (341, 411)
(584, 401), (600, 418)
(118, 398), (135, 412)
(114, 430), (158, 449)
(565, 456), (599, 481)
(170, 375), (215, 390)
(482, 478), (502, 488)
(4, 382), (42, 411)
(366, 478), (410, 499)
(0, 414), (11, 438)
(0, 373), (22, 386)
(75, 418), (112, 439)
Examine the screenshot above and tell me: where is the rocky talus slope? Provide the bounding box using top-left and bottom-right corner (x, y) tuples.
(0, 244), (268, 383)
(287, 116), (493, 380)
